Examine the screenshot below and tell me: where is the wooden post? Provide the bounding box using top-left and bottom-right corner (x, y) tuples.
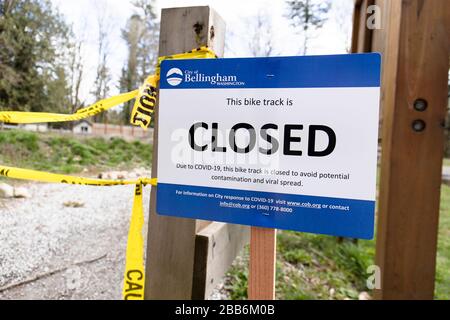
(144, 6), (225, 300)
(375, 0), (449, 299)
(248, 227), (276, 300)
(192, 223), (250, 300)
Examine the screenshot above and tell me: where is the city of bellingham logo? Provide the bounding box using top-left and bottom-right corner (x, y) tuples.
(166, 68), (184, 86)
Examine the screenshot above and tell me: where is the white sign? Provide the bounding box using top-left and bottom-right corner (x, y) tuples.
(157, 54), (381, 239)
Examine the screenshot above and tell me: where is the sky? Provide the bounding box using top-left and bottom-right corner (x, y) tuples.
(50, 0), (354, 102)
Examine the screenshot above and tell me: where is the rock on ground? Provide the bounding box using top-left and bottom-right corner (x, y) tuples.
(0, 183), (14, 199)
(358, 291), (371, 300)
(13, 187), (31, 199)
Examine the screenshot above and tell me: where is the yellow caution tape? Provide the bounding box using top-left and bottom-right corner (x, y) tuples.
(0, 90), (138, 124)
(0, 165), (156, 186)
(0, 47), (216, 130)
(155, 46), (218, 76)
(130, 75), (158, 130)
(0, 46), (217, 300)
(0, 165), (156, 300)
(123, 183), (146, 300)
(130, 47), (218, 129)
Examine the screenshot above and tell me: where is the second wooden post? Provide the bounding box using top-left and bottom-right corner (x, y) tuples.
(249, 228), (276, 300)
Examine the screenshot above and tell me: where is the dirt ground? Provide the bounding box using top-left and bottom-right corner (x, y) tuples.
(0, 180), (229, 300)
(0, 182), (150, 300)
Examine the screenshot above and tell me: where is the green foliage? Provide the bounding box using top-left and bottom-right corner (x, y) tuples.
(226, 254), (249, 300)
(277, 232), (373, 299)
(435, 184), (450, 300)
(286, 0), (331, 29)
(226, 188), (450, 300)
(0, 129), (152, 174)
(0, 129), (39, 152)
(226, 232), (374, 300)
(0, 0), (71, 113)
(119, 0), (159, 124)
(286, 0), (331, 54)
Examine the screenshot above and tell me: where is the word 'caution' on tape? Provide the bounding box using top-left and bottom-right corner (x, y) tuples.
(130, 75), (158, 130)
(0, 165), (157, 300)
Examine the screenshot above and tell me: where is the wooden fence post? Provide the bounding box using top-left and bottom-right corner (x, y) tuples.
(374, 0), (449, 299)
(144, 6), (225, 300)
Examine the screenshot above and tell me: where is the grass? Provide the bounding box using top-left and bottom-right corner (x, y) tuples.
(0, 129), (152, 174)
(226, 235), (375, 300)
(436, 183), (450, 300)
(225, 184), (450, 300)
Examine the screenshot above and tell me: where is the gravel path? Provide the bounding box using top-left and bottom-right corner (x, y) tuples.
(0, 182), (150, 300)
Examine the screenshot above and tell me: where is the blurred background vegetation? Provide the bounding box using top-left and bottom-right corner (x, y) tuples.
(0, 129), (152, 173)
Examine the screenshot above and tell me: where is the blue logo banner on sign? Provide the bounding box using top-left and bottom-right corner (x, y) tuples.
(157, 54), (381, 240)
